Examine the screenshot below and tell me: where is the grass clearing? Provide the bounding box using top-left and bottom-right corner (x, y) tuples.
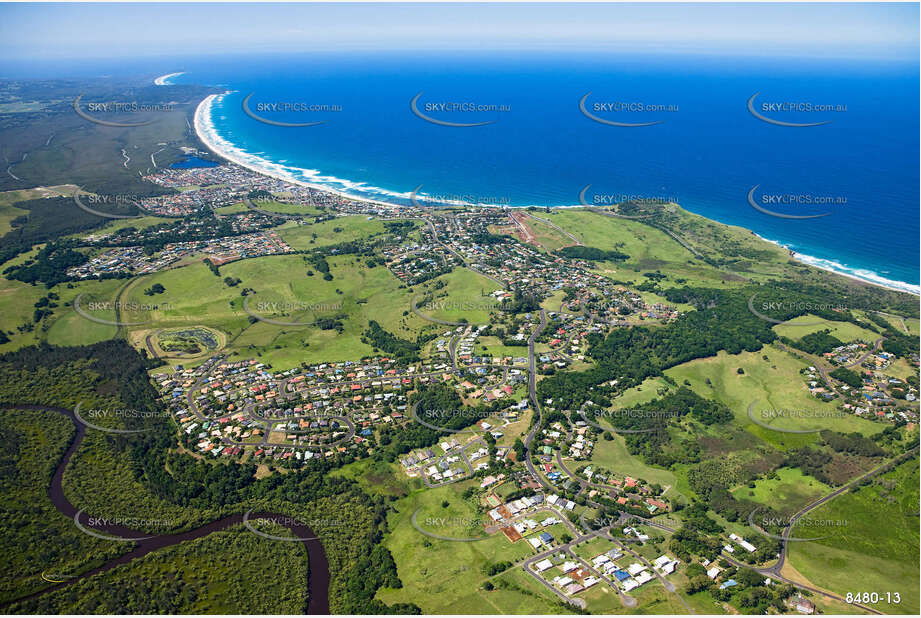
(664, 346), (881, 448)
(786, 459), (920, 615)
(375, 480), (562, 613)
(773, 315), (880, 344)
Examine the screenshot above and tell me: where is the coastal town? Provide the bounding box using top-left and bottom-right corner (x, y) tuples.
(0, 4), (918, 616)
(81, 157), (913, 616)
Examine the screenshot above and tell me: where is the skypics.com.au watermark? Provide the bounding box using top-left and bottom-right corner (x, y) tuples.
(73, 188), (142, 220)
(747, 185), (847, 219)
(746, 293), (848, 326)
(242, 92), (342, 128)
(409, 184), (511, 209)
(578, 184), (674, 218)
(579, 407), (679, 433)
(747, 92), (846, 127)
(579, 92), (677, 127)
(757, 408), (848, 421)
(410, 294), (503, 326)
(411, 405), (490, 434)
(73, 95), (171, 127)
(410, 508), (490, 542)
(411, 92), (510, 127)
(242, 509), (345, 541)
(73, 294), (169, 327)
(747, 506), (846, 542)
(421, 299), (503, 313)
(747, 402), (846, 435)
(74, 402), (168, 434)
(73, 509), (173, 542)
(242, 296), (342, 326)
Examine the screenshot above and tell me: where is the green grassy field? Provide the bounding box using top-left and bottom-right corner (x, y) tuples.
(786, 459), (920, 615)
(588, 432), (683, 499)
(278, 215), (393, 250)
(474, 335), (528, 358)
(330, 457), (417, 498)
(213, 201), (250, 215)
(101, 252), (433, 369)
(544, 209), (751, 290)
(0, 273), (125, 352)
(664, 346), (881, 447)
(375, 479), (564, 613)
(414, 267), (504, 325)
(773, 315), (880, 344)
(609, 376), (673, 408)
(0, 190), (33, 235)
(523, 216), (577, 251)
(730, 466), (831, 515)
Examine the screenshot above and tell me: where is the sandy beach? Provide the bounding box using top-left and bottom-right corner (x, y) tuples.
(154, 72), (185, 86)
(194, 93), (397, 209)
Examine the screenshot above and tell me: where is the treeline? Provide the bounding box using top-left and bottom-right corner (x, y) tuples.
(829, 366), (862, 388)
(668, 503), (724, 562)
(539, 288), (777, 411)
(469, 231), (510, 245)
(867, 313), (921, 358)
(557, 246), (628, 262)
(10, 525), (309, 614)
(819, 429), (885, 458)
(0, 196), (109, 267)
(500, 289), (542, 314)
(3, 242), (88, 287)
(0, 340), (418, 614)
(362, 321), (420, 363)
(589, 387), (732, 468)
(780, 329), (844, 355)
(591, 289), (776, 377)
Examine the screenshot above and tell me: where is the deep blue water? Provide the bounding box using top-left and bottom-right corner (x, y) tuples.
(174, 51), (918, 291)
(169, 156), (219, 169)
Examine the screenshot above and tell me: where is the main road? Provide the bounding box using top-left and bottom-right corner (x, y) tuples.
(523, 309), (550, 490)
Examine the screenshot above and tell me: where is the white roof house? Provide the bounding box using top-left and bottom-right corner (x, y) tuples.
(535, 559), (553, 572)
(635, 571), (655, 585)
(627, 563), (646, 576)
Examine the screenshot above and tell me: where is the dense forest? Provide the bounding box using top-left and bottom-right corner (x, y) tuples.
(0, 341), (419, 614)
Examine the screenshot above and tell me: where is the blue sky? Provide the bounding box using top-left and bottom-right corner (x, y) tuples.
(0, 2), (917, 61)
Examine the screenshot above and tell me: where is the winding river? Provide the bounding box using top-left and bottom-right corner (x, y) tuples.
(1, 404), (331, 614)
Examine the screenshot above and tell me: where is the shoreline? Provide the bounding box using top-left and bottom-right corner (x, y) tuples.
(154, 72), (185, 86)
(193, 94), (919, 298)
(751, 232), (920, 296)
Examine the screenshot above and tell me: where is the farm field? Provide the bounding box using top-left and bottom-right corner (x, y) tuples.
(730, 466), (831, 515)
(588, 432), (684, 502)
(375, 479), (561, 613)
(278, 215), (396, 250)
(664, 346), (882, 446)
(786, 459), (920, 615)
(772, 315), (880, 343)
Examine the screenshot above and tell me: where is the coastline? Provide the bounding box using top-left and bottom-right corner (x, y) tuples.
(193, 94), (919, 297)
(154, 72), (185, 86)
(194, 93), (396, 209)
(752, 233), (920, 296)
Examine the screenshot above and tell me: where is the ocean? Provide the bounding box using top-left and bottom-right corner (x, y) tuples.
(172, 51), (919, 293)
